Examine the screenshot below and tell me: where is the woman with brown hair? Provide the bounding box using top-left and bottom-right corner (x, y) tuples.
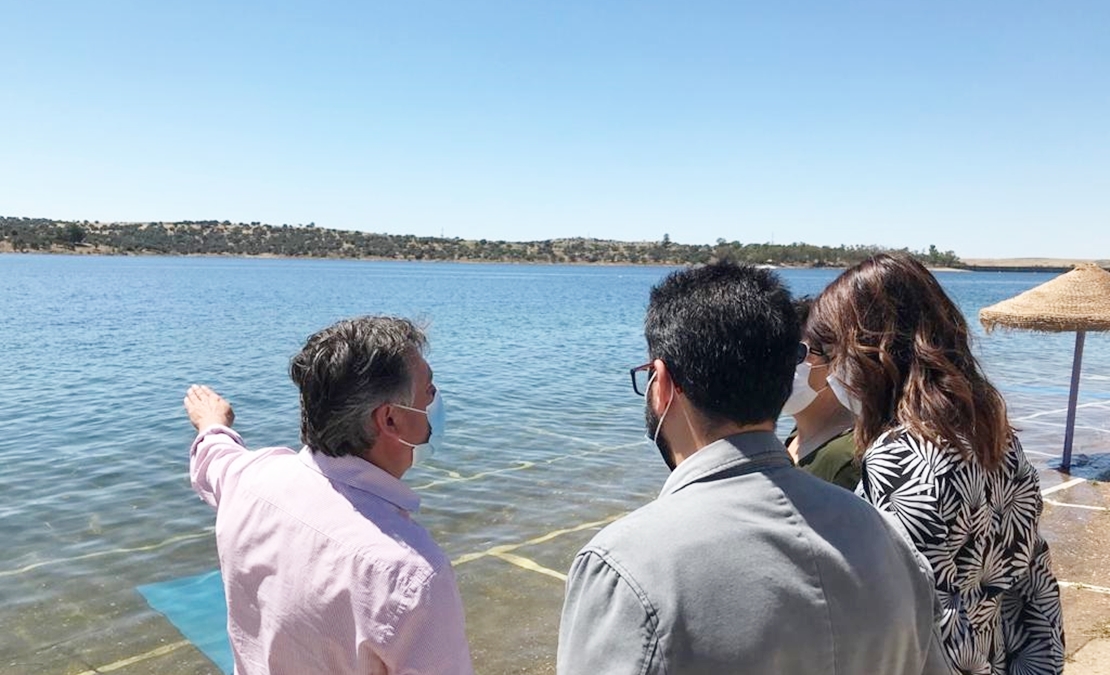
(808, 253), (1064, 675)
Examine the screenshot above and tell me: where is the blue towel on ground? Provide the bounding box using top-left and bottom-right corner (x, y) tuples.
(138, 569), (233, 674)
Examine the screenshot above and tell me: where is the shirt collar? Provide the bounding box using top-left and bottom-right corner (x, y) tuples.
(659, 430), (792, 498)
(298, 447), (421, 513)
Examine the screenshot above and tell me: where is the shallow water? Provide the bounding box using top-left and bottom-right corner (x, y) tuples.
(1, 255), (1107, 673)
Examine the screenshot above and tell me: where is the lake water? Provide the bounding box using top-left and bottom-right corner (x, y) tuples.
(2, 255), (1108, 674)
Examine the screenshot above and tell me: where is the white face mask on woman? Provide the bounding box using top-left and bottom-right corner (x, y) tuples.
(827, 373), (863, 417)
(780, 361), (828, 417)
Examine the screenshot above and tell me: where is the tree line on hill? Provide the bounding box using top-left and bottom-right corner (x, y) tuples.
(0, 216), (964, 268)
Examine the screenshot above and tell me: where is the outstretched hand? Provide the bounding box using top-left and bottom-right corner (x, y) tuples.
(184, 384), (235, 431)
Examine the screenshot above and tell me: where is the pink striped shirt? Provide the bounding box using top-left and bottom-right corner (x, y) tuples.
(190, 425), (473, 675)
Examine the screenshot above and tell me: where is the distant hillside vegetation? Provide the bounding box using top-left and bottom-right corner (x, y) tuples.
(0, 216), (964, 268)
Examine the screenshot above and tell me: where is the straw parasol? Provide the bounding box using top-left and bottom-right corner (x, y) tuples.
(980, 263), (1110, 471)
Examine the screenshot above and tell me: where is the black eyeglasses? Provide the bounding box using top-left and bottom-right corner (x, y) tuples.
(629, 362), (653, 396)
(801, 342), (827, 362)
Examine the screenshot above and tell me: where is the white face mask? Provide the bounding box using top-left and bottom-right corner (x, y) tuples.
(827, 374), (863, 417)
(781, 361), (828, 417)
(394, 391), (445, 465)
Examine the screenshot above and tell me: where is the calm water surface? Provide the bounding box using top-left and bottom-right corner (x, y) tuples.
(1, 255), (1108, 673)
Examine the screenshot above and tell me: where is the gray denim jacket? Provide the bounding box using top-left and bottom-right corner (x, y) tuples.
(557, 431), (952, 675)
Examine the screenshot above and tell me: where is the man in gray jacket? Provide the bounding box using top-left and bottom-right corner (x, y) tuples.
(557, 262), (952, 675)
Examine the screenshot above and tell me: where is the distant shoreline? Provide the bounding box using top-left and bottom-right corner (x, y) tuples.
(2, 246), (1105, 274)
(0, 245), (680, 267)
(960, 258), (1110, 273)
(4, 218), (1106, 271)
(0, 218), (967, 268)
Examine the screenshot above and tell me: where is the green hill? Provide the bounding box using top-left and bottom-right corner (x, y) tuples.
(0, 216), (964, 268)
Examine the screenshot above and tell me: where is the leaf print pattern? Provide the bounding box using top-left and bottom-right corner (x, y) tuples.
(861, 429), (1064, 674)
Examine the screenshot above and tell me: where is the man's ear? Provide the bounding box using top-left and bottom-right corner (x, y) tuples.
(371, 404), (396, 440)
(650, 358), (676, 410)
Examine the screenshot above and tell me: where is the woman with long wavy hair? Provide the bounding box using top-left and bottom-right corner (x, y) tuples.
(808, 253), (1064, 675)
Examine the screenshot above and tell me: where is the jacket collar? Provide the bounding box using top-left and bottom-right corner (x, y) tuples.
(659, 430), (792, 498)
(298, 447), (421, 513)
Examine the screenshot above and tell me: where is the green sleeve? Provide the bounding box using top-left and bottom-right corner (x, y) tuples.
(800, 432), (860, 491)
(830, 456), (861, 491)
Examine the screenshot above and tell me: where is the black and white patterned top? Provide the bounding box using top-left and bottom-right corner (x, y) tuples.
(859, 428), (1065, 675)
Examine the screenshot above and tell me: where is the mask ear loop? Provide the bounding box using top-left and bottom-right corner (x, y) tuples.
(391, 401), (432, 447)
(647, 370), (675, 442)
(678, 401), (707, 450)
(806, 361), (831, 397)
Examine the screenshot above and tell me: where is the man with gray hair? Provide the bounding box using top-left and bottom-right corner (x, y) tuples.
(184, 316), (473, 675)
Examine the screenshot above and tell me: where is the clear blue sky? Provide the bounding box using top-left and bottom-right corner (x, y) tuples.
(2, 1), (1106, 258)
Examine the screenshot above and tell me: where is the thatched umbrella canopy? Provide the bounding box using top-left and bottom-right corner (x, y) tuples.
(981, 263), (1110, 332)
(979, 263), (1110, 471)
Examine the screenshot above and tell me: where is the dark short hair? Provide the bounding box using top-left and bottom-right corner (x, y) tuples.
(289, 316), (427, 457)
(645, 262), (799, 427)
